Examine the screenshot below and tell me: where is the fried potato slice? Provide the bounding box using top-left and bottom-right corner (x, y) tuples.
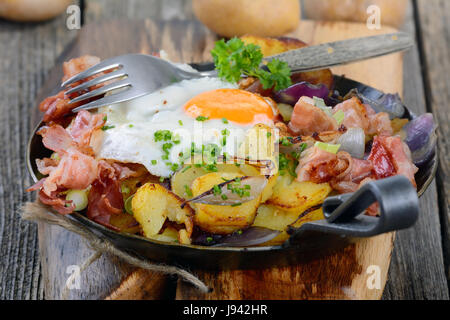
(266, 174), (332, 212)
(252, 204), (325, 245)
(132, 183), (194, 244)
(191, 172), (262, 234)
(240, 35), (307, 57)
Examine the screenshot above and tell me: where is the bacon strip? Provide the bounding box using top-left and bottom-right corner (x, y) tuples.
(333, 97), (393, 136)
(39, 56), (101, 123)
(289, 97), (338, 136)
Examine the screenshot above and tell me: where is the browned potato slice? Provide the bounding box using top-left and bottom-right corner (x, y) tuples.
(191, 172), (262, 234)
(266, 175), (332, 212)
(109, 213), (140, 234)
(132, 183), (194, 244)
(171, 163), (243, 199)
(252, 205), (324, 245)
(240, 35), (307, 57)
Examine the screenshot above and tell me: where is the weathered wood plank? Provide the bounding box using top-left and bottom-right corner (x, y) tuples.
(0, 12), (79, 299)
(382, 0), (449, 300)
(84, 0), (195, 21)
(416, 0), (450, 289)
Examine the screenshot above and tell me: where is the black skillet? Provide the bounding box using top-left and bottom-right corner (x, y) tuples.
(26, 75), (438, 270)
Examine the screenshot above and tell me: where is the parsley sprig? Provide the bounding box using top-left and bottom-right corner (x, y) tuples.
(211, 38), (292, 91)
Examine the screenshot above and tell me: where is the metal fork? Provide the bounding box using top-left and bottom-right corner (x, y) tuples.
(62, 32), (413, 112)
(62, 54), (215, 112)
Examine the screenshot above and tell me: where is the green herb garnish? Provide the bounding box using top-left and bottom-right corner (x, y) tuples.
(101, 125), (115, 131)
(196, 116), (209, 122)
(211, 38), (292, 91)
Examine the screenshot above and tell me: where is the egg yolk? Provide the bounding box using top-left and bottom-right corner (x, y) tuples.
(184, 89), (274, 125)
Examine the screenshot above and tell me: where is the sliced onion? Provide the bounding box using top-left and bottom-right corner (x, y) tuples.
(65, 189), (89, 211)
(213, 227), (281, 247)
(277, 103), (294, 122)
(345, 89), (406, 120)
(274, 81), (330, 106)
(183, 175), (268, 206)
(337, 128), (366, 159)
(403, 113), (437, 167)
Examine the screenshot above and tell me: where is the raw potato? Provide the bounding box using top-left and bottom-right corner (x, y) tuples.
(0, 0), (72, 22)
(132, 183), (194, 244)
(191, 172), (262, 234)
(266, 175), (332, 212)
(192, 0), (300, 38)
(252, 205), (325, 245)
(302, 0), (408, 28)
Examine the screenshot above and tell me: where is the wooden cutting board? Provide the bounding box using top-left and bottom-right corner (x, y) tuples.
(34, 19), (403, 300)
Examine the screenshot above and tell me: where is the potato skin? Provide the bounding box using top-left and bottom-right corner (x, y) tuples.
(193, 0), (300, 38)
(0, 0), (72, 22)
(191, 172), (262, 234)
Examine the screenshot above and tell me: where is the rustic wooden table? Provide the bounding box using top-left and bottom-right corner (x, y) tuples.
(0, 0), (448, 300)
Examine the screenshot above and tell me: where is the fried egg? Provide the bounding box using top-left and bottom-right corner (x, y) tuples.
(96, 77), (276, 178)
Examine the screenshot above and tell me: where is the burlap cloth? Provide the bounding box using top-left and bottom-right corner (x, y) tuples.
(21, 201), (210, 297)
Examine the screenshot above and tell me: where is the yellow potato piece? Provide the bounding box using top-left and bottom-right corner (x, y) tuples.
(266, 175), (332, 212)
(191, 172), (262, 234)
(132, 183), (193, 242)
(252, 205), (325, 245)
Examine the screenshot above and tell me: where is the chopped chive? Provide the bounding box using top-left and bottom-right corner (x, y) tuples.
(151, 160), (157, 165)
(159, 177), (165, 182)
(267, 132), (272, 138)
(221, 194), (228, 200)
(231, 203), (242, 207)
(128, 124), (134, 128)
(206, 237), (213, 243)
(178, 120), (183, 126)
(101, 125), (115, 131)
(196, 116), (209, 121)
(182, 165), (192, 173)
(222, 118), (229, 124)
(184, 185), (193, 197)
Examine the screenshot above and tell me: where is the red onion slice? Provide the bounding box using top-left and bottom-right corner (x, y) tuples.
(183, 175), (269, 206)
(274, 81), (330, 106)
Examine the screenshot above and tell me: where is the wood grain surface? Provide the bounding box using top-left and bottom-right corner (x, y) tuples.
(0, 0), (448, 300)
(416, 0), (450, 287)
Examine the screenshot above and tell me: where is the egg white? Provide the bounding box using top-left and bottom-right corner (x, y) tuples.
(95, 77), (272, 178)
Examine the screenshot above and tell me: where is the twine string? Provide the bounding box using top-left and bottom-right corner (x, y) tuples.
(21, 202), (210, 296)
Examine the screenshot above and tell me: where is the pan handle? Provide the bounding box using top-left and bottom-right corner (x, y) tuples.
(285, 175), (419, 246)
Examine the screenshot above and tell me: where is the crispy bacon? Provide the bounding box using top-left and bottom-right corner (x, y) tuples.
(368, 136), (396, 180)
(289, 96), (338, 136)
(40, 56), (101, 123)
(87, 161), (127, 227)
(29, 110), (106, 214)
(333, 97), (393, 136)
(62, 56), (101, 83)
(67, 110), (106, 147)
(296, 147), (349, 184)
(375, 135), (418, 187)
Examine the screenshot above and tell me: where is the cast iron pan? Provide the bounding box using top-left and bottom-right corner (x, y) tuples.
(27, 75), (438, 270)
